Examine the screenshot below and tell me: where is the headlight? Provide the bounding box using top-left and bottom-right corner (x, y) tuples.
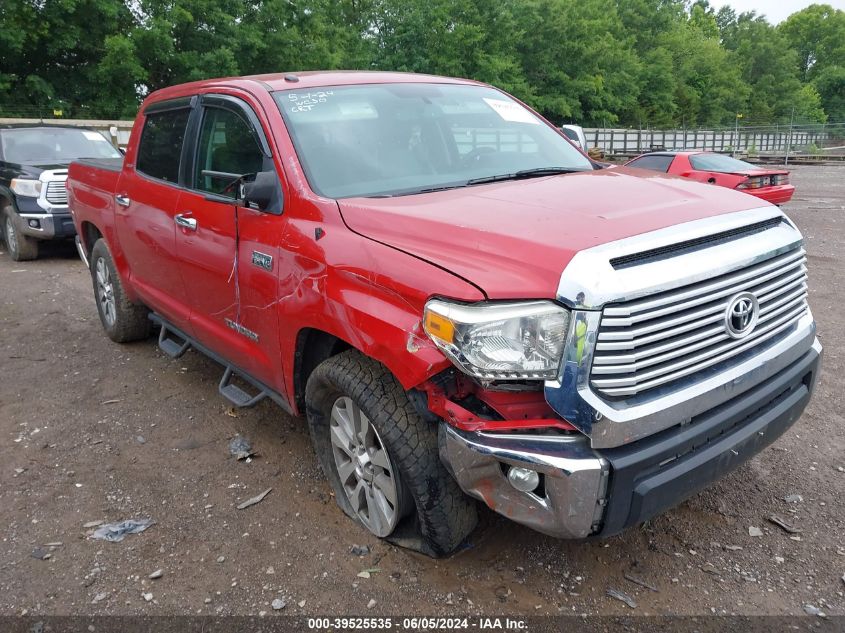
(423, 299), (569, 380)
(10, 178), (42, 198)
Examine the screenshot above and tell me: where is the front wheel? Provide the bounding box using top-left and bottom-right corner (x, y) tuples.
(3, 207), (38, 261)
(305, 350), (478, 557)
(89, 239), (151, 342)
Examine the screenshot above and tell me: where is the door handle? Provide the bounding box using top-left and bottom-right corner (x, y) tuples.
(174, 213), (197, 231)
(115, 194), (130, 207)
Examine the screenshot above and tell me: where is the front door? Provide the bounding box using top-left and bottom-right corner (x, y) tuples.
(175, 94), (284, 389)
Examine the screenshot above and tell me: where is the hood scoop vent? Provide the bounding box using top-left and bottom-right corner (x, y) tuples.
(610, 216), (784, 270)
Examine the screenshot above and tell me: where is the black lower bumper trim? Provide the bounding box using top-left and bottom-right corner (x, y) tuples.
(597, 343), (821, 537)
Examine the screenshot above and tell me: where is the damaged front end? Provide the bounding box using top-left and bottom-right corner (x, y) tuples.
(414, 368), (609, 540)
(413, 296), (610, 539)
(419, 208), (822, 541)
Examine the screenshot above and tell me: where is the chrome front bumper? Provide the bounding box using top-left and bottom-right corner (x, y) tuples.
(440, 338), (821, 540)
(16, 211), (75, 239)
(438, 425), (608, 539)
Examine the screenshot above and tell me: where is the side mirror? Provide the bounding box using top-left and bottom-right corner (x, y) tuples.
(242, 170), (282, 214)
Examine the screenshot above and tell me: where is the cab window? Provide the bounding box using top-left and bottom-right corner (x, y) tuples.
(194, 107), (265, 198)
(136, 108), (191, 183)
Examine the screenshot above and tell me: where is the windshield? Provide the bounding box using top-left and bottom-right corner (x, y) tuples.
(689, 153), (759, 173)
(1, 128), (121, 164)
(273, 83), (593, 198)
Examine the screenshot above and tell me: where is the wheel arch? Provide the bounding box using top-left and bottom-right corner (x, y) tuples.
(0, 186), (15, 212)
(290, 314), (451, 417)
(78, 221), (103, 259)
(293, 327), (354, 413)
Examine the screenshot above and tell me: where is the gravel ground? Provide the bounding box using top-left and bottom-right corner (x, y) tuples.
(1, 165), (843, 618)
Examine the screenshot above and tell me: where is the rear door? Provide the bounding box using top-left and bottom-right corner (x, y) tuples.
(116, 98), (194, 332)
(175, 93), (284, 388)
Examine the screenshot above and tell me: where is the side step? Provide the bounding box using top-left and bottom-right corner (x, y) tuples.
(158, 323), (191, 358)
(219, 367), (269, 408)
(147, 313), (292, 415)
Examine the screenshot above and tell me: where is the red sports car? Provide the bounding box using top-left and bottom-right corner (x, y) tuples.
(624, 151), (795, 205)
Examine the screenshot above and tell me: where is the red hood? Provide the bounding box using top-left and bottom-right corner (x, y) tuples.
(337, 168), (765, 299)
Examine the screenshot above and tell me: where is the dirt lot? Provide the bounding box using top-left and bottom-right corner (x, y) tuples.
(1, 165), (844, 619)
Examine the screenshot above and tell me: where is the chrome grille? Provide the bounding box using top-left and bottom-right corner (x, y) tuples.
(45, 180), (67, 205)
(591, 246), (809, 398)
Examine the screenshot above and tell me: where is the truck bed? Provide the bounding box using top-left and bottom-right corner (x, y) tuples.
(76, 157), (124, 172)
(67, 157), (124, 250)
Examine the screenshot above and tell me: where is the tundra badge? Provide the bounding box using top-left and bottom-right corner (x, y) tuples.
(224, 319), (259, 342)
(252, 251), (273, 271)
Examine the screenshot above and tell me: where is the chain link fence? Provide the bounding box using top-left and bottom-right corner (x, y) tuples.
(585, 122), (845, 162)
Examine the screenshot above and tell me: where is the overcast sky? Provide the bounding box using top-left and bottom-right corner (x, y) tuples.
(709, 0), (845, 24)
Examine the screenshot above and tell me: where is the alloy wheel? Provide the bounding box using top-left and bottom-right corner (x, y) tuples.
(329, 396), (401, 537)
(95, 257), (116, 327)
(5, 217), (17, 255)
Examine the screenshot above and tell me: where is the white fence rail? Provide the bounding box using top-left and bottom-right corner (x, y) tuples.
(585, 127), (833, 155)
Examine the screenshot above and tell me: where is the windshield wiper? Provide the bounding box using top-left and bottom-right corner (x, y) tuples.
(466, 167), (585, 186)
(373, 183), (469, 198)
(365, 168), (585, 198)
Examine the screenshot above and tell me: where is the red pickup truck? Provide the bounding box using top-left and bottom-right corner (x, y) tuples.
(67, 72), (821, 557)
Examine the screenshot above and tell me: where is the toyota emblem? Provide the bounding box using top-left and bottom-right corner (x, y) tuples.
(725, 292), (759, 339)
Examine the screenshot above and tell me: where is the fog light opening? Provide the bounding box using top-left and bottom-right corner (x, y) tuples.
(28, 219), (40, 229)
(507, 466), (540, 493)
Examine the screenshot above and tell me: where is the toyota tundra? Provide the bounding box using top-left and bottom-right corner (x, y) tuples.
(66, 72), (821, 556)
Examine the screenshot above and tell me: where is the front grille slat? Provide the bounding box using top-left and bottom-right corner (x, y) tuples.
(45, 180), (68, 205)
(598, 268), (807, 352)
(594, 323), (726, 360)
(602, 251), (806, 326)
(591, 245), (809, 398)
(604, 248), (805, 318)
(593, 304), (808, 395)
(596, 277), (808, 358)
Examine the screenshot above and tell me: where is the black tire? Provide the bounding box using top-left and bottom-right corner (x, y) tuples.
(305, 350), (478, 557)
(89, 239), (151, 343)
(3, 206), (38, 261)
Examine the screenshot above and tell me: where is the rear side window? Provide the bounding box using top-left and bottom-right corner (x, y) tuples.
(136, 109), (191, 183)
(689, 153), (757, 173)
(627, 154), (674, 173)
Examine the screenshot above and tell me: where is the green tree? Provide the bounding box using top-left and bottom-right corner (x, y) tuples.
(779, 4), (845, 80)
(513, 0), (641, 125)
(365, 0), (528, 100)
(614, 0), (686, 127)
(0, 0), (839, 126)
(236, 0), (370, 75)
(659, 18), (749, 126)
(720, 11), (825, 123)
(94, 35), (148, 118)
(812, 65), (845, 121)
(0, 0), (135, 117)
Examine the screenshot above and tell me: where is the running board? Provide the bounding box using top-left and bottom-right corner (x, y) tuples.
(219, 366), (269, 408)
(147, 313), (292, 415)
(158, 323), (191, 358)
